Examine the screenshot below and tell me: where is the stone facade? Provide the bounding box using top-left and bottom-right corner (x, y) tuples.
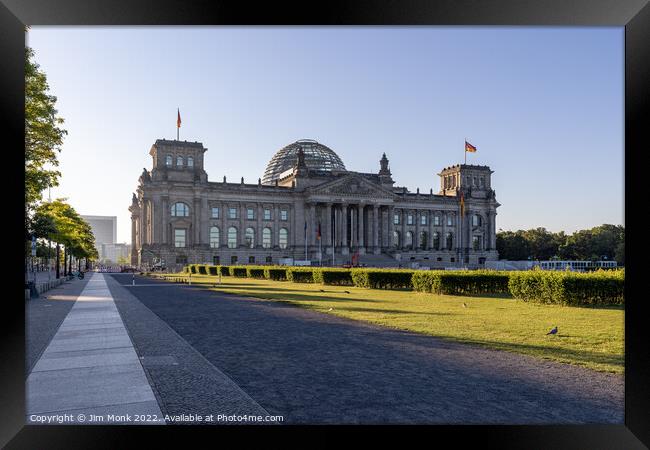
(130, 139), (500, 271)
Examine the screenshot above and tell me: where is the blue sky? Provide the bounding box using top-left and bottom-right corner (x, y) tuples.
(27, 27), (624, 244)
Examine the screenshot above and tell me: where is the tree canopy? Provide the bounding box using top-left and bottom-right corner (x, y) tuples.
(497, 224), (624, 264)
(25, 46), (67, 215)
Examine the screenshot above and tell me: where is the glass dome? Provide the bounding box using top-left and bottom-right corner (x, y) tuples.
(262, 139), (346, 185)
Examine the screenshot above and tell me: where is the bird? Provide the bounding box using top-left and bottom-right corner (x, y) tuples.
(320, 289), (325, 292)
(327, 308), (333, 311)
(344, 290), (350, 294)
(546, 326), (558, 335)
(462, 302), (467, 308)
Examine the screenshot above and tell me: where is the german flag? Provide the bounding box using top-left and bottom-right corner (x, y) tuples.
(465, 141), (476, 153)
(177, 108), (182, 128)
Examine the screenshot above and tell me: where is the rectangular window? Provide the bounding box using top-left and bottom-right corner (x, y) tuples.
(280, 209), (288, 221)
(174, 229), (186, 248)
(434, 216), (440, 226)
(447, 216), (453, 226)
(473, 236), (481, 250)
(231, 255), (238, 264)
(228, 207), (237, 219)
(248, 256), (255, 263)
(211, 207), (220, 218)
(213, 255), (220, 265)
(265, 256), (272, 263)
(264, 209), (271, 220)
(420, 215), (427, 225)
(393, 214), (400, 225)
(407, 214), (413, 225)
(247, 208), (254, 220)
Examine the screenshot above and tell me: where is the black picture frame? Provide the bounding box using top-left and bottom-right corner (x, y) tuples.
(1, 0), (648, 447)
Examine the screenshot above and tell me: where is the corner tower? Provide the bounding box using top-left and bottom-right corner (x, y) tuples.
(149, 139), (208, 183)
(438, 164), (493, 197)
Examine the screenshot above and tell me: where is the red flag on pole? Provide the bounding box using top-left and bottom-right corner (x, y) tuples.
(177, 109), (182, 128)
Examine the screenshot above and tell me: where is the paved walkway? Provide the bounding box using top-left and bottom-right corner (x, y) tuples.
(26, 273), (164, 425)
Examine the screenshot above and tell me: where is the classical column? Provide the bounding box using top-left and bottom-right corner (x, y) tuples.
(130, 214), (137, 264)
(257, 202), (262, 248)
(239, 202), (245, 247)
(427, 210), (434, 251)
(350, 205), (357, 248)
(193, 197), (201, 246)
(387, 205), (395, 248)
(401, 209), (406, 250)
(341, 203), (348, 254)
(373, 205), (380, 254)
(140, 199), (148, 246)
(310, 203), (316, 247)
(441, 211), (447, 251)
(415, 209), (420, 250)
(161, 196), (168, 244)
(325, 203), (332, 254)
(220, 202), (226, 248)
(273, 204), (279, 248)
(359, 203), (366, 254)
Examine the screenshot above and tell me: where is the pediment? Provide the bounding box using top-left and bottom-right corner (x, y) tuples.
(308, 174), (395, 199)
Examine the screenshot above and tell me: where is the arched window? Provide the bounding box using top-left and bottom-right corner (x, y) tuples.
(176, 156), (183, 166)
(472, 214), (482, 226)
(171, 202), (189, 217)
(419, 231), (427, 249)
(433, 232), (440, 250)
(165, 155), (172, 167)
(187, 157), (194, 167)
(209, 226), (220, 248)
(446, 232), (454, 250)
(434, 215), (441, 226)
(262, 227), (272, 248)
(279, 228), (288, 249)
(405, 231), (413, 249)
(245, 227), (255, 248)
(227, 227), (237, 249)
(393, 231), (400, 248)
(473, 235), (481, 250)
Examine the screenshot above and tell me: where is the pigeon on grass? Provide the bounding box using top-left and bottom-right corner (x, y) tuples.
(546, 326), (558, 335)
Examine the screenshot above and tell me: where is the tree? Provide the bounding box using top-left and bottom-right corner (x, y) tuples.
(34, 199), (99, 278)
(25, 46), (67, 216)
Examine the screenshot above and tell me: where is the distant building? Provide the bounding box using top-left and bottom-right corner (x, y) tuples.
(81, 215), (117, 261)
(130, 138), (500, 271)
(101, 243), (130, 263)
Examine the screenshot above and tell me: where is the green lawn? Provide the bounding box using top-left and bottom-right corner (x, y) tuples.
(161, 273), (624, 374)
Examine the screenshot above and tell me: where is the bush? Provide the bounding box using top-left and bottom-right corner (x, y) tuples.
(264, 267), (287, 281)
(412, 270), (510, 296)
(351, 269), (414, 289)
(188, 264), (198, 274)
(318, 268), (354, 286)
(247, 266), (266, 279)
(287, 267), (315, 283)
(207, 266), (218, 276)
(508, 269), (624, 305)
(229, 266), (248, 277)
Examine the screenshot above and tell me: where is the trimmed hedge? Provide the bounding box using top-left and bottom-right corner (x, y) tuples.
(508, 269), (624, 305)
(351, 269), (415, 289)
(197, 264), (208, 275)
(189, 264), (198, 274)
(318, 268), (354, 286)
(286, 267), (316, 283)
(264, 267), (288, 281)
(207, 265), (218, 276)
(247, 266), (266, 279)
(412, 270), (510, 296)
(229, 266), (248, 277)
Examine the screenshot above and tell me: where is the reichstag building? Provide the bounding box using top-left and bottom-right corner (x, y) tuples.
(130, 138), (500, 270)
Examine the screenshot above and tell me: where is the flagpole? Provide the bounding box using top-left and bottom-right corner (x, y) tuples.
(464, 137), (467, 165)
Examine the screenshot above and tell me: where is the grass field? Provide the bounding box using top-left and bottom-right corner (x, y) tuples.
(160, 273), (624, 374)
